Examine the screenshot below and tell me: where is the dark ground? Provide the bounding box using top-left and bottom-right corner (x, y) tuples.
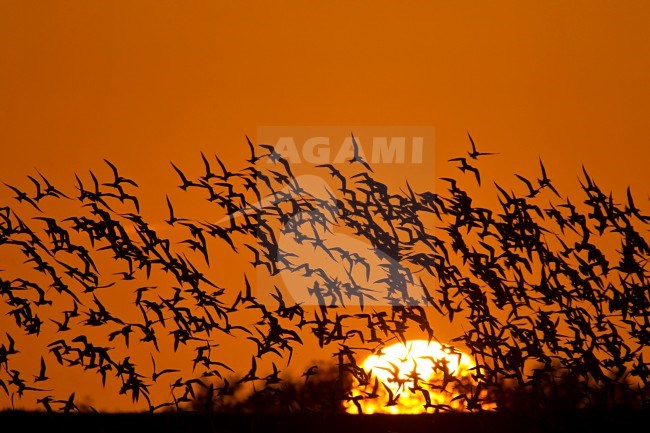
(1, 411), (648, 433)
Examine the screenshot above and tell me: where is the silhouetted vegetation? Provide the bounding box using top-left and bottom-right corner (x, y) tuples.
(190, 363), (350, 414)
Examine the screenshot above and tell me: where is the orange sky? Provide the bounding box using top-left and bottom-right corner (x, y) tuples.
(1, 1), (649, 193)
(1, 1), (649, 411)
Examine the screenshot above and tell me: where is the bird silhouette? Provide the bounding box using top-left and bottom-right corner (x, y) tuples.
(33, 356), (49, 382)
(466, 132), (498, 159)
(448, 157), (481, 186)
(348, 133), (374, 172)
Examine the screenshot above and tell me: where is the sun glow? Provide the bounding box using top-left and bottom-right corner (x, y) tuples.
(344, 340), (490, 414)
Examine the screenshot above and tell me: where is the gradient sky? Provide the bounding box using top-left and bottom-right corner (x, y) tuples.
(1, 1), (649, 411)
(2, 1), (649, 193)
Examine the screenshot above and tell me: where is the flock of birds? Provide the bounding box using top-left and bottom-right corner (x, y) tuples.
(0, 133), (649, 413)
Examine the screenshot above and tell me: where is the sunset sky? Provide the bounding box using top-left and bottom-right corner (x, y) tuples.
(1, 1), (649, 411)
(2, 1), (649, 192)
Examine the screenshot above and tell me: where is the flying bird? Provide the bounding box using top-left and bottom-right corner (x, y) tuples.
(466, 132), (498, 159)
(448, 157), (481, 185)
(348, 133), (374, 172)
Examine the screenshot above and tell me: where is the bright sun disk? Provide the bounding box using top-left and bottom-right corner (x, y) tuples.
(344, 340), (490, 414)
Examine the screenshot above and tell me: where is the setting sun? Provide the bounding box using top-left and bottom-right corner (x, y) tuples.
(345, 340), (488, 414)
